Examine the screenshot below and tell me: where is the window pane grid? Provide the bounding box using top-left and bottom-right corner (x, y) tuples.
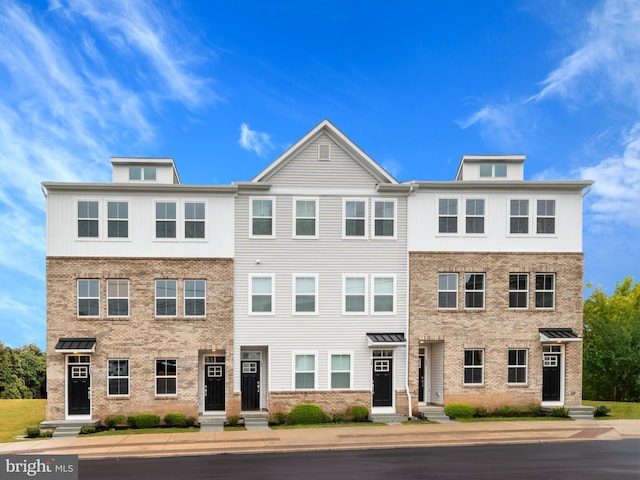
(508, 349), (528, 384)
(107, 279), (129, 317)
(78, 279), (99, 316)
(252, 199), (273, 236)
(464, 273), (485, 309)
(374, 201), (394, 237)
(295, 354), (315, 389)
(438, 273), (458, 309)
(438, 198), (458, 233)
(251, 277), (273, 313)
(78, 201), (99, 238)
(373, 277), (394, 313)
(536, 200), (556, 234)
(185, 202), (205, 239)
(155, 279), (177, 316)
(345, 277), (366, 313)
(464, 349), (484, 384)
(345, 200), (366, 237)
(465, 199), (485, 234)
(184, 279), (205, 316)
(156, 202), (177, 238)
(509, 274), (528, 308)
(535, 274), (555, 308)
(156, 359), (177, 395)
(108, 359), (129, 395)
(331, 354), (351, 389)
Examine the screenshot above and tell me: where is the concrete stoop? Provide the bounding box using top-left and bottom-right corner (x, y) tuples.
(40, 419), (101, 438)
(198, 415), (225, 432)
(370, 413), (406, 424)
(567, 405), (595, 420)
(418, 406), (451, 423)
(242, 412), (270, 430)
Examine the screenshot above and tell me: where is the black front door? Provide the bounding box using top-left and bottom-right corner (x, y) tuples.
(241, 361), (260, 411)
(205, 364), (225, 411)
(418, 355), (425, 403)
(68, 364), (90, 415)
(542, 354), (561, 401)
(373, 359), (393, 407)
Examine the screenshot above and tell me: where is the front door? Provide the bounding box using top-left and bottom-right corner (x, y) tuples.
(205, 364), (225, 411)
(68, 362), (90, 415)
(373, 358), (393, 407)
(542, 354), (561, 402)
(418, 353), (425, 403)
(241, 360), (260, 411)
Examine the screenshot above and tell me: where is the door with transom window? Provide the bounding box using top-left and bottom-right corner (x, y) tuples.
(204, 356), (225, 411)
(67, 355), (91, 416)
(372, 350), (393, 408)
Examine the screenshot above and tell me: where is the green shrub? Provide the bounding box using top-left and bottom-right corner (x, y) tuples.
(227, 415), (240, 426)
(164, 413), (187, 427)
(474, 407), (490, 418)
(41, 430), (53, 438)
(25, 427), (41, 438)
(349, 405), (370, 422)
(271, 412), (290, 425)
(332, 412), (347, 423)
(494, 405), (512, 417)
(525, 404), (543, 416)
(290, 404), (328, 425)
(80, 426), (96, 435)
(444, 403), (475, 419)
(186, 416), (197, 427)
(104, 414), (126, 428)
(594, 405), (611, 417)
(127, 414), (161, 429)
(551, 407), (569, 418)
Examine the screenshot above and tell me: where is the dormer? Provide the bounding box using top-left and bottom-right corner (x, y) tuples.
(110, 157), (181, 184)
(455, 154), (525, 181)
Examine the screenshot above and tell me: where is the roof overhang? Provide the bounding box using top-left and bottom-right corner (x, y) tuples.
(41, 182), (238, 195)
(367, 333), (406, 347)
(405, 180), (594, 192)
(55, 338), (97, 353)
(539, 328), (581, 343)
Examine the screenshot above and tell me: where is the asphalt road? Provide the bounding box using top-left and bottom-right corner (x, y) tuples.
(80, 439), (640, 479)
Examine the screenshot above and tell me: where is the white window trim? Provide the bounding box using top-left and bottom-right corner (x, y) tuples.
(183, 200), (207, 241)
(436, 196), (460, 236)
(372, 198), (397, 240)
(508, 273), (529, 310)
(77, 279), (100, 318)
(249, 274), (275, 315)
(106, 279), (129, 318)
(292, 197), (319, 239)
(507, 197), (532, 237)
(371, 274), (396, 315)
(535, 197), (557, 236)
(292, 351), (318, 390)
(437, 272), (458, 310)
(464, 273), (485, 310)
(155, 358), (178, 396)
(328, 351), (353, 390)
(318, 143), (331, 161)
(342, 274), (368, 315)
(535, 273), (556, 310)
(507, 348), (528, 385)
(342, 198), (369, 239)
(249, 196), (276, 239)
(155, 279), (178, 317)
(184, 279), (206, 317)
(463, 196), (487, 237)
(107, 359), (130, 397)
(463, 348), (484, 386)
(292, 274), (318, 315)
(76, 198), (101, 241)
(153, 199), (179, 242)
(105, 199), (130, 241)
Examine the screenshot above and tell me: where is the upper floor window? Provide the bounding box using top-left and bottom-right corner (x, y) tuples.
(294, 199), (317, 238)
(155, 279), (177, 317)
(185, 202), (205, 239)
(155, 202), (176, 238)
(156, 359), (177, 395)
(464, 349), (484, 385)
(184, 279), (206, 316)
(129, 167), (156, 181)
(250, 275), (273, 314)
(251, 198), (274, 237)
(535, 273), (555, 309)
(438, 198), (458, 234)
(372, 276), (395, 314)
(107, 201), (128, 238)
(77, 201), (99, 238)
(318, 144), (331, 161)
(509, 274), (528, 309)
(438, 273), (458, 309)
(107, 279), (129, 317)
(294, 353), (316, 389)
(344, 200), (366, 237)
(374, 200), (395, 238)
(330, 354), (351, 389)
(107, 359), (129, 396)
(508, 349), (528, 384)
(536, 199), (556, 234)
(480, 164), (507, 178)
(465, 199), (485, 234)
(510, 199), (529, 234)
(494, 164), (507, 177)
(294, 276), (317, 314)
(464, 273), (485, 309)
(77, 279), (99, 317)
(344, 276), (366, 314)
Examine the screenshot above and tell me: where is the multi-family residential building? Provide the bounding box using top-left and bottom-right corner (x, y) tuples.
(41, 120), (593, 430)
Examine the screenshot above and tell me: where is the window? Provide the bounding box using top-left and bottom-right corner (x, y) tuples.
(464, 273), (485, 309)
(156, 359), (177, 395)
(184, 279), (206, 316)
(535, 274), (555, 309)
(251, 275), (273, 314)
(318, 144), (330, 161)
(536, 199), (556, 234)
(77, 201), (99, 238)
(480, 164), (507, 177)
(330, 354), (351, 389)
(510, 199), (529, 234)
(107, 279), (129, 317)
(438, 273), (458, 309)
(294, 199), (317, 237)
(107, 359), (129, 396)
(509, 274), (528, 309)
(155, 279), (177, 317)
(185, 202), (205, 239)
(464, 349), (484, 384)
(372, 276), (394, 313)
(508, 349), (527, 384)
(344, 276), (366, 313)
(294, 276), (317, 314)
(373, 200), (395, 237)
(465, 199), (485, 234)
(129, 167), (156, 180)
(78, 279), (99, 316)
(107, 201), (128, 238)
(155, 202), (176, 238)
(479, 164), (492, 177)
(294, 354), (315, 389)
(344, 200), (366, 237)
(438, 198), (458, 233)
(251, 198), (274, 236)
(494, 164), (507, 177)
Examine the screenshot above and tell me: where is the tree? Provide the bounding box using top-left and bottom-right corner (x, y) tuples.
(0, 342), (47, 399)
(583, 277), (640, 402)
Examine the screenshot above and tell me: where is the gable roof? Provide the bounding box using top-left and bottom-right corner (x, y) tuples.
(251, 119), (397, 184)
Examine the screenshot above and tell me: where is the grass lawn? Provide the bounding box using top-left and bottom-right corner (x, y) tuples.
(83, 427), (200, 437)
(583, 401), (640, 419)
(454, 416), (571, 423)
(270, 422), (386, 429)
(0, 399), (46, 443)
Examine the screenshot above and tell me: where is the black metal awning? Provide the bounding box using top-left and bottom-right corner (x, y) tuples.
(367, 333), (406, 346)
(55, 338), (96, 353)
(539, 328), (581, 343)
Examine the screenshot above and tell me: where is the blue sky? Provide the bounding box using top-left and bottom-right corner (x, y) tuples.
(1, 0), (638, 348)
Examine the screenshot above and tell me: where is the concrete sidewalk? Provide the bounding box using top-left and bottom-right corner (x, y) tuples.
(0, 419), (638, 460)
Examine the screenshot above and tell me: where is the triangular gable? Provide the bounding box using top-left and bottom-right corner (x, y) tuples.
(251, 120), (397, 184)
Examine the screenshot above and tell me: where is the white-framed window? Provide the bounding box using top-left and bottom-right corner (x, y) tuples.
(465, 198), (485, 234)
(509, 274), (528, 309)
(480, 164), (507, 177)
(155, 359), (177, 395)
(185, 202), (205, 239)
(318, 144), (331, 161)
(107, 201), (128, 238)
(250, 275), (274, 314)
(107, 359), (129, 396)
(77, 279), (99, 317)
(372, 275), (395, 314)
(184, 279), (206, 316)
(251, 197), (275, 237)
(129, 166), (156, 181)
(535, 273), (555, 309)
(293, 275), (317, 314)
(107, 279), (129, 317)
(293, 198), (318, 238)
(507, 349), (528, 384)
(343, 275), (367, 314)
(536, 199), (556, 234)
(479, 164), (492, 177)
(495, 164), (507, 177)
(464, 273), (485, 309)
(293, 353), (316, 389)
(464, 349), (484, 385)
(438, 198), (458, 234)
(343, 199), (367, 238)
(155, 201), (177, 239)
(438, 273), (458, 309)
(155, 279), (177, 317)
(509, 199), (529, 234)
(330, 353), (352, 389)
(77, 200), (99, 238)
(373, 199), (396, 238)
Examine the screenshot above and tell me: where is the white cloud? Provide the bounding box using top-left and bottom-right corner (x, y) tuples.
(456, 103), (524, 149)
(238, 123), (274, 157)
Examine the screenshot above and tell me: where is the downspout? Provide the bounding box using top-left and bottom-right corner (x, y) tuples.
(404, 182), (417, 418)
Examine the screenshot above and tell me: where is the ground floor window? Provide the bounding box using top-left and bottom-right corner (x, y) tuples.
(294, 354), (315, 389)
(507, 349), (527, 384)
(107, 359), (129, 395)
(464, 349), (484, 384)
(330, 354), (351, 389)
(156, 359), (177, 395)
